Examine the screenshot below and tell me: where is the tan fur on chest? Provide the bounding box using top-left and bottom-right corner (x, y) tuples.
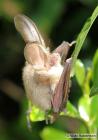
(22, 63), (63, 111)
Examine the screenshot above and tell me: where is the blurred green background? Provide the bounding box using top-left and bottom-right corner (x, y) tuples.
(0, 0), (98, 140)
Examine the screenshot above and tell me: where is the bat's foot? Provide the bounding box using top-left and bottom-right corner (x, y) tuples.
(26, 109), (32, 131)
(45, 111), (50, 124)
(50, 113), (58, 124)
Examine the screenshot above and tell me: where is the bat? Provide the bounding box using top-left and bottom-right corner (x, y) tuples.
(14, 14), (75, 124)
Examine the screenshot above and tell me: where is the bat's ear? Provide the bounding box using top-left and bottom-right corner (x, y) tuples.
(24, 43), (45, 66)
(14, 14), (45, 46)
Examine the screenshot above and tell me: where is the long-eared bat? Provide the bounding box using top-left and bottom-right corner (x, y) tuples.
(14, 14), (75, 123)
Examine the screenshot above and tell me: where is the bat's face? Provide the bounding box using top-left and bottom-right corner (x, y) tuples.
(49, 53), (61, 66)
(14, 14), (74, 123)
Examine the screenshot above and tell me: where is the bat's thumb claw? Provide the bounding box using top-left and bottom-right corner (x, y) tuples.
(69, 41), (76, 47)
(66, 57), (72, 64)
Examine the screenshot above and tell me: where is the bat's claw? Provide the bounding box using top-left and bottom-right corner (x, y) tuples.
(45, 111), (50, 124)
(69, 41), (76, 47)
(26, 109), (32, 131)
(50, 113), (58, 124)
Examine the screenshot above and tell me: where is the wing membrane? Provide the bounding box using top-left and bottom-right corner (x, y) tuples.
(52, 58), (72, 113)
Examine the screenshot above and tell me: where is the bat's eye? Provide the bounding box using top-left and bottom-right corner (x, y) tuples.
(49, 53), (61, 66)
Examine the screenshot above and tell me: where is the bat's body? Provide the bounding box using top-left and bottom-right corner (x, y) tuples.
(14, 14), (75, 122)
(23, 59), (63, 111)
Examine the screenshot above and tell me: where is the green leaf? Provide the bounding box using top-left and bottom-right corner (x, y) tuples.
(90, 49), (98, 97)
(90, 84), (98, 97)
(83, 68), (92, 95)
(78, 96), (90, 122)
(30, 106), (45, 122)
(30, 101), (79, 122)
(75, 59), (85, 86)
(71, 6), (98, 72)
(92, 49), (98, 83)
(90, 95), (98, 127)
(65, 101), (79, 117)
(40, 127), (71, 140)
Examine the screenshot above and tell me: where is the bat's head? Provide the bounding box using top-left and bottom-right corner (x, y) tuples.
(49, 53), (61, 66)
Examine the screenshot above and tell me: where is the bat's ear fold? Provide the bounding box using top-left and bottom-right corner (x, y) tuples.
(24, 43), (45, 66)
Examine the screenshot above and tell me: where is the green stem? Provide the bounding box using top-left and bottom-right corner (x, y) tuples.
(71, 6), (98, 70)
